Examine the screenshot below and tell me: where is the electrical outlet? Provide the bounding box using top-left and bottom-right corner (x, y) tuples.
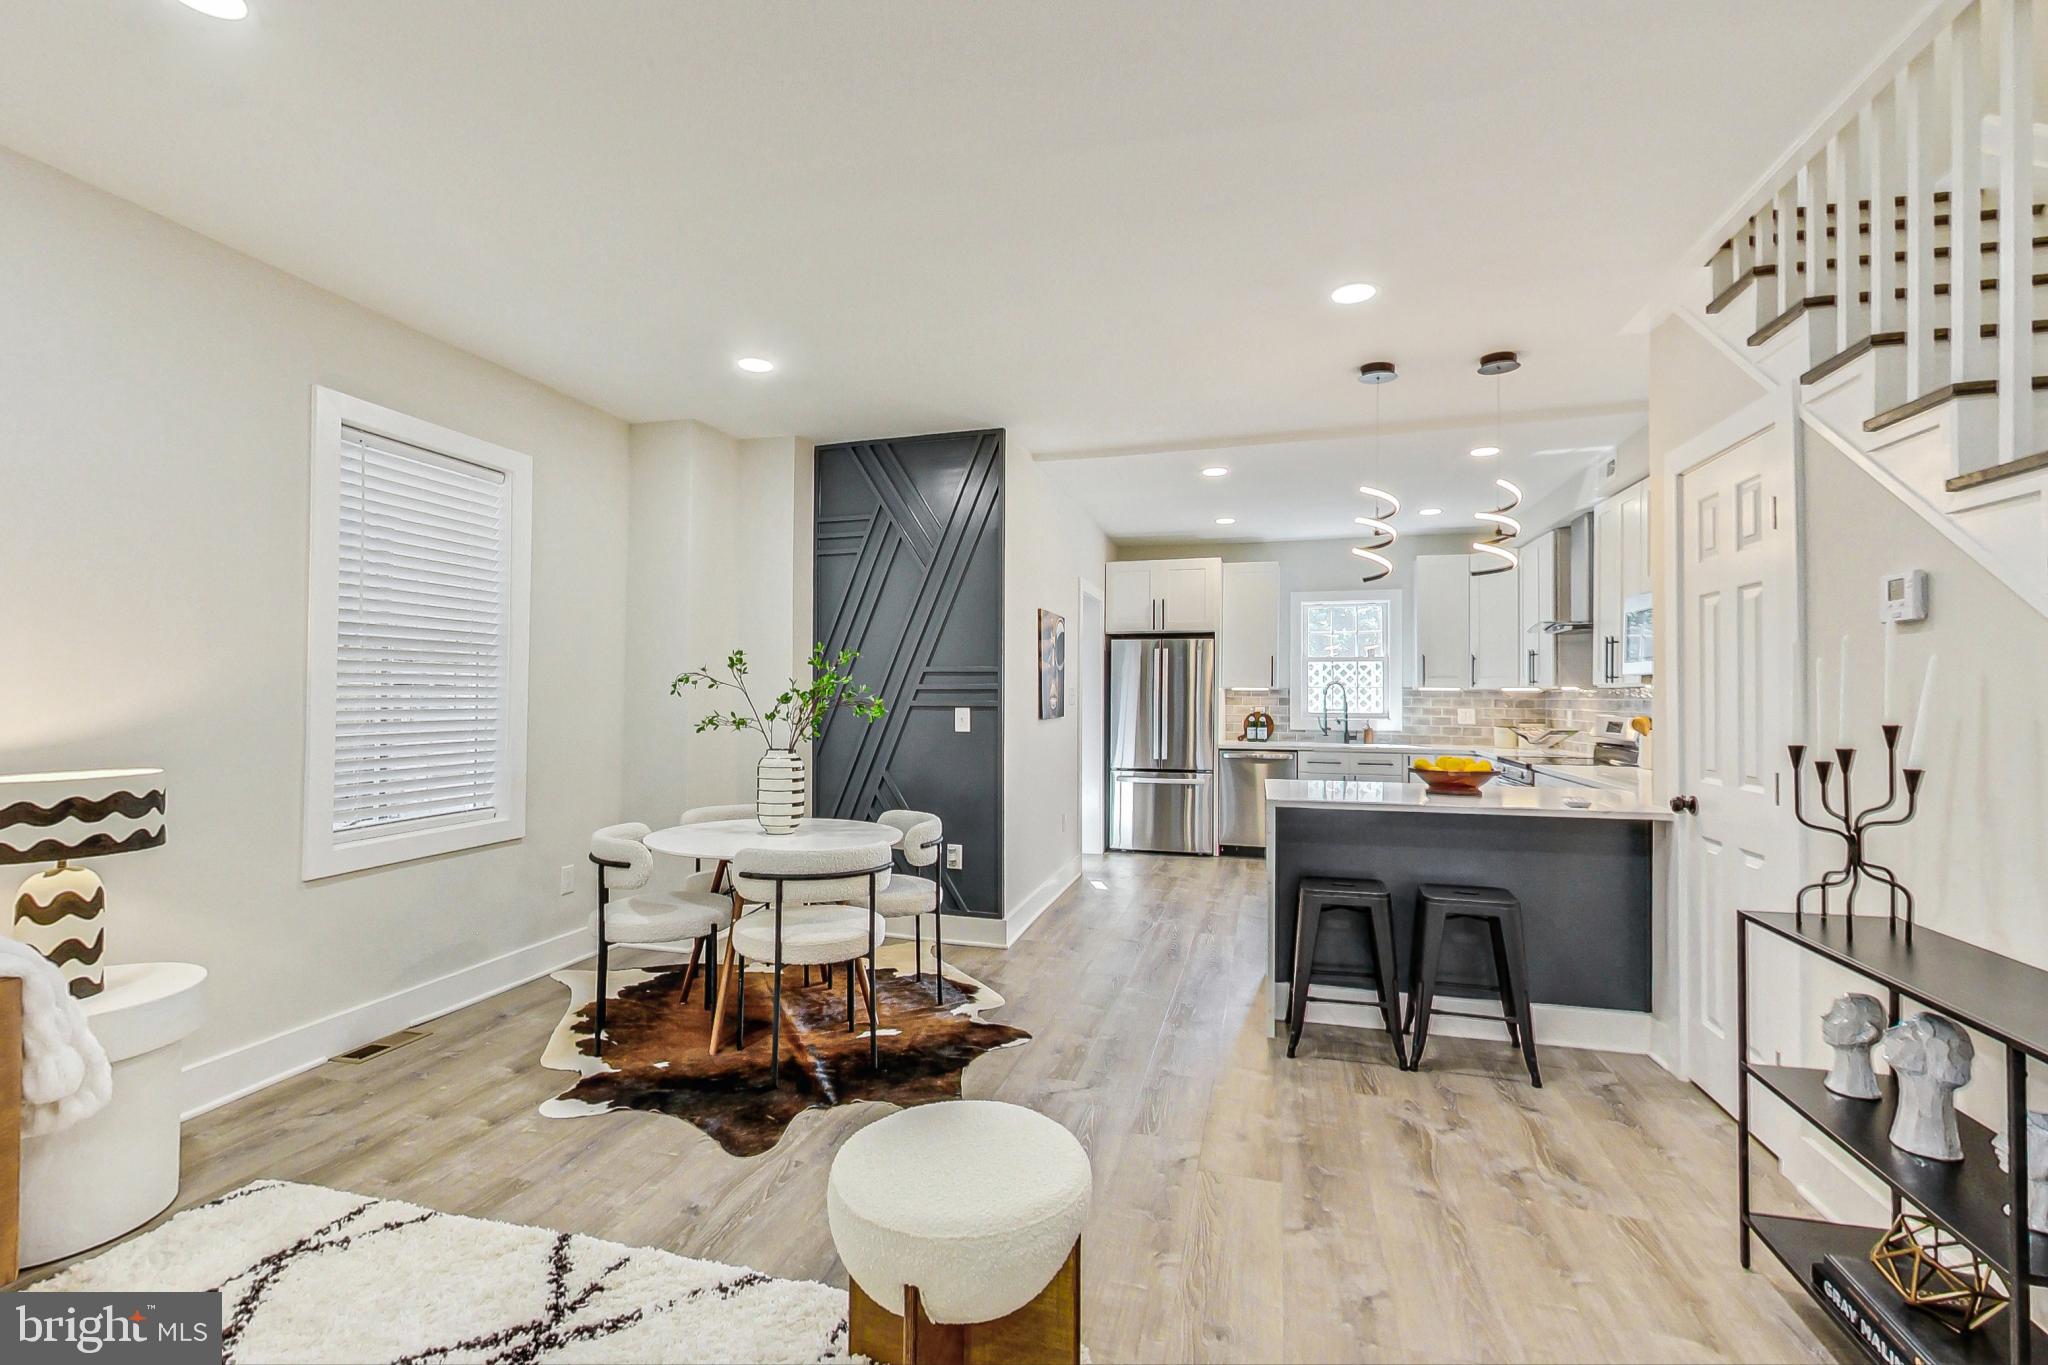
(954, 707), (971, 733)
(558, 865), (577, 896)
(946, 845), (964, 870)
(1457, 707), (1477, 726)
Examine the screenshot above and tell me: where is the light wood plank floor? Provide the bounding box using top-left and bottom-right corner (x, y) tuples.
(109, 854), (1846, 1362)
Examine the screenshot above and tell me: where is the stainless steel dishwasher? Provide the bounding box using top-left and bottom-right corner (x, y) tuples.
(1218, 749), (1297, 854)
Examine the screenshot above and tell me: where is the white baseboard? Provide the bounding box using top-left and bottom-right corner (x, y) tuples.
(882, 857), (1079, 950)
(998, 857), (1078, 947)
(180, 927), (589, 1120)
(1269, 982), (1653, 1055)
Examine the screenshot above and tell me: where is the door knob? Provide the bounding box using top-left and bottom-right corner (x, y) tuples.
(1670, 795), (1698, 814)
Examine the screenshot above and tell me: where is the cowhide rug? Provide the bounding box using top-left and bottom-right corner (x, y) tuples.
(539, 941), (1029, 1156)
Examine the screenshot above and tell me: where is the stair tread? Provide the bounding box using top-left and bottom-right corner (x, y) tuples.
(1856, 272), (2048, 302)
(1747, 295), (1836, 347)
(1864, 376), (2048, 433)
(1947, 448), (2048, 492)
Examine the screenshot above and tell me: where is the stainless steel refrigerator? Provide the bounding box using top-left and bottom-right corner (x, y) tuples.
(1108, 635), (1217, 854)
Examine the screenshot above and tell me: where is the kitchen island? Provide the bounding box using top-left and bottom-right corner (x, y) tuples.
(1265, 777), (1674, 1052)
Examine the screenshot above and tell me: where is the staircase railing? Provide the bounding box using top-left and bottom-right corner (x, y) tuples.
(1705, 0), (2039, 472)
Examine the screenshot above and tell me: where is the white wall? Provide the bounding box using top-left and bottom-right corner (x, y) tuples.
(1516, 425), (1651, 539)
(621, 423), (812, 824)
(1003, 446), (1112, 931)
(0, 148), (631, 1109)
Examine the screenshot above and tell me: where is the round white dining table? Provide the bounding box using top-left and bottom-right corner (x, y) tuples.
(643, 817), (903, 861)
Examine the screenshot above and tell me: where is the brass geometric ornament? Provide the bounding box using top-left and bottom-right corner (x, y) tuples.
(1870, 1213), (2009, 1334)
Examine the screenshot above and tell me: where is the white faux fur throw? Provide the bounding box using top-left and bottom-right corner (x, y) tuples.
(0, 937), (112, 1136)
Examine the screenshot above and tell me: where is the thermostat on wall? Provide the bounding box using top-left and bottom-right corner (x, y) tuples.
(1880, 569), (1928, 623)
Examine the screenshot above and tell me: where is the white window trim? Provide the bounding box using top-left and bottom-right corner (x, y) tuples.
(1290, 588), (1404, 730)
(302, 387), (534, 880)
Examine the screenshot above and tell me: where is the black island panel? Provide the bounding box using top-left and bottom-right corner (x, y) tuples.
(1272, 805), (1654, 1012)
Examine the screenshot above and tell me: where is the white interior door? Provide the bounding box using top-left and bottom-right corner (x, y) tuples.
(1673, 394), (1803, 1116)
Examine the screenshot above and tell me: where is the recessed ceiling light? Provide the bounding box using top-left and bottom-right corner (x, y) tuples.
(1215, 517), (1236, 526)
(1469, 445), (1501, 459)
(736, 356), (775, 373)
(1419, 507), (1443, 517)
(177, 0), (248, 16)
(1201, 466), (1229, 478)
(1329, 282), (1378, 305)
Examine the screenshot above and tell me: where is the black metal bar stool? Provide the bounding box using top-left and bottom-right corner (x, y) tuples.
(1288, 876), (1406, 1067)
(1405, 882), (1541, 1086)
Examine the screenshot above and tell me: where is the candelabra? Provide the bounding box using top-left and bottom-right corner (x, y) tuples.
(1788, 723), (1925, 941)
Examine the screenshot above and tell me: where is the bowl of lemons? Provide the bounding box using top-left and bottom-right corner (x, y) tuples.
(1410, 754), (1498, 794)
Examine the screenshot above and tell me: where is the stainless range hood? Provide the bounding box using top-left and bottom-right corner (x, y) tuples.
(1530, 511), (1592, 633)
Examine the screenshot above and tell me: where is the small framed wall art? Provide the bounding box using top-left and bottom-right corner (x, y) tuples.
(1038, 609), (1066, 719)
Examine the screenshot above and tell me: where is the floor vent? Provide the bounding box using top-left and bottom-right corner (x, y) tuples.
(330, 1028), (430, 1064)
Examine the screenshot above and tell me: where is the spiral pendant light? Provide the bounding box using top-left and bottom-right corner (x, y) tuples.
(1470, 351), (1522, 576)
(1353, 361), (1400, 583)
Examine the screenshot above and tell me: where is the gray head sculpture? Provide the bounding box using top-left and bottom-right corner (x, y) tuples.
(1991, 1111), (2048, 1235)
(1820, 994), (1888, 1100)
(1882, 1013), (1974, 1161)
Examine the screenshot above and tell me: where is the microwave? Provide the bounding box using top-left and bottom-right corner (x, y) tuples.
(1621, 592), (1653, 678)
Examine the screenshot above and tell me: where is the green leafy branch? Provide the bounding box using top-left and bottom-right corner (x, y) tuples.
(670, 643), (887, 748)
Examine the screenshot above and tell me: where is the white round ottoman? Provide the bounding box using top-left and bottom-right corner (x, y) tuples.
(828, 1100), (1090, 1364)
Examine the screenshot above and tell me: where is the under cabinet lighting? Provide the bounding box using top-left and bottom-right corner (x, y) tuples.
(1215, 517), (1236, 526)
(1201, 466), (1230, 478)
(736, 357), (776, 373)
(177, 0), (249, 16)
(1419, 507), (1443, 517)
(1330, 283), (1378, 305)
(1470, 445), (1501, 459)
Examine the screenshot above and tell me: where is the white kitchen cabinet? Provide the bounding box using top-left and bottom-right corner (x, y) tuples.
(1469, 554), (1521, 689)
(1592, 480), (1651, 686)
(1106, 563), (1157, 633)
(1412, 554), (1472, 689)
(1219, 561), (1281, 689)
(1105, 557), (1223, 633)
(1517, 531), (1548, 688)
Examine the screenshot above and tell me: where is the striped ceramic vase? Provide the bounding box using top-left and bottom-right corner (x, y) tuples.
(755, 748), (807, 835)
(15, 863), (107, 998)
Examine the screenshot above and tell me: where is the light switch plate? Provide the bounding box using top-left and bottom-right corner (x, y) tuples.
(954, 707), (971, 733)
(558, 865), (576, 896)
(1457, 708), (1477, 726)
(946, 845), (964, 870)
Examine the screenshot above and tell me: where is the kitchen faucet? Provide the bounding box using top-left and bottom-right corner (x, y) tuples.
(1320, 680), (1352, 744)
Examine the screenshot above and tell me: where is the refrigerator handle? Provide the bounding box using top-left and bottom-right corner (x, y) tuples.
(1154, 644), (1167, 757)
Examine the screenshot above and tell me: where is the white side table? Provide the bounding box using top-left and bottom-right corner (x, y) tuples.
(20, 962), (206, 1266)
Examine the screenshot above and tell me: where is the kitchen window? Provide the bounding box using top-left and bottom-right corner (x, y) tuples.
(301, 388), (533, 880)
(1293, 589), (1403, 730)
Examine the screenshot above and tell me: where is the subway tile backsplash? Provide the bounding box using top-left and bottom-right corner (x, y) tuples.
(1222, 686), (1653, 754)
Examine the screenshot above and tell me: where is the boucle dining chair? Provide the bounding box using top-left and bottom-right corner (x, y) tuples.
(720, 844), (894, 1080)
(873, 809), (949, 1003)
(587, 823), (734, 1058)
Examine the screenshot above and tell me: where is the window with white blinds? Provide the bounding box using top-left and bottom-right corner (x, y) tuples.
(303, 389), (531, 880)
(334, 427), (509, 837)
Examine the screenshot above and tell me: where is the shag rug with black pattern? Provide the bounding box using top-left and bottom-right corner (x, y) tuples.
(32, 1180), (857, 1363)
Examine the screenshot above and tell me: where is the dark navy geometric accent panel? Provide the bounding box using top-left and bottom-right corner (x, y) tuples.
(813, 429), (1004, 919)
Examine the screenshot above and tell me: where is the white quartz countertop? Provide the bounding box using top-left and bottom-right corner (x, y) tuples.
(1220, 739), (1473, 754)
(1265, 777), (1673, 821)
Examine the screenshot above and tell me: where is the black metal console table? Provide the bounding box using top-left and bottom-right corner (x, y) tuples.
(1738, 911), (2047, 1364)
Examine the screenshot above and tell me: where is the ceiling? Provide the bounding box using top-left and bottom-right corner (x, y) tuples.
(1043, 406), (1645, 544)
(0, 0), (1920, 464)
